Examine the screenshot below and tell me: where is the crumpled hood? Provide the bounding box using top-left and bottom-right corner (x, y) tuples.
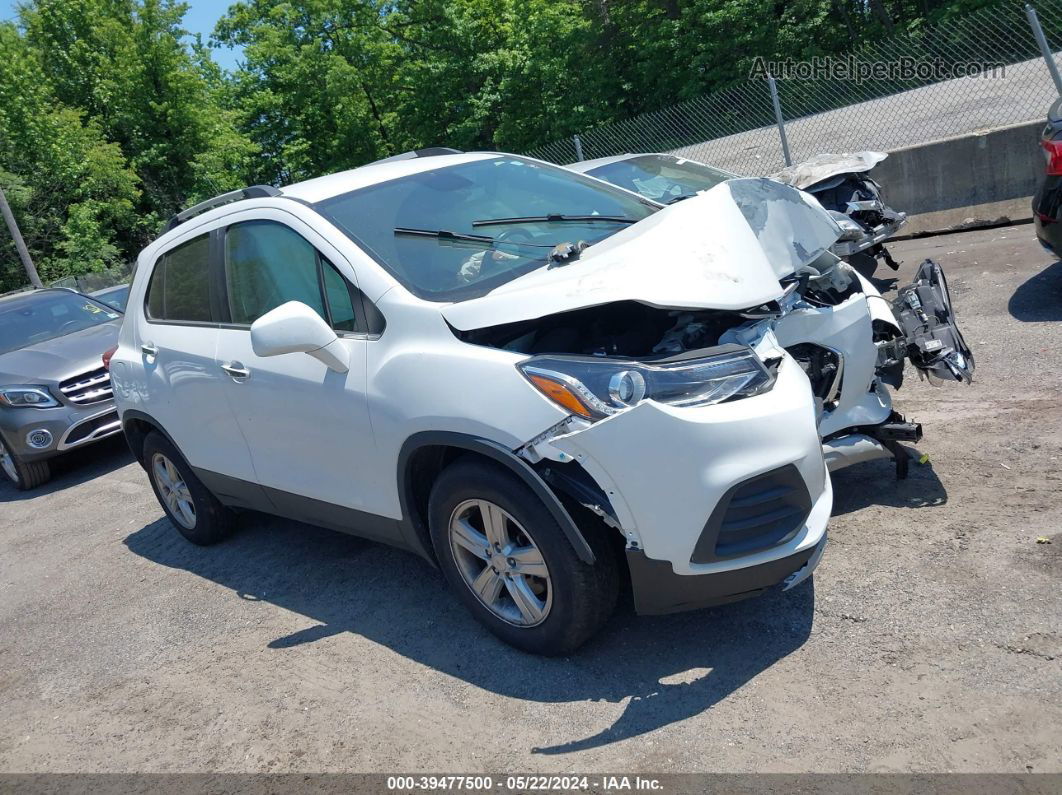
(442, 177), (840, 331)
(772, 151), (888, 190)
(0, 321), (120, 384)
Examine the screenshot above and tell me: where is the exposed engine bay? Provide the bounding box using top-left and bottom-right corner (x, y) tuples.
(460, 252), (871, 370)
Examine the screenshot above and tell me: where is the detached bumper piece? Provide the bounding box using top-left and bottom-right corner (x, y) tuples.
(894, 259), (975, 383)
(628, 539), (824, 616)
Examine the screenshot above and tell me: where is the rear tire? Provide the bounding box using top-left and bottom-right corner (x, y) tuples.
(142, 431), (235, 545)
(0, 436), (51, 490)
(428, 457), (618, 655)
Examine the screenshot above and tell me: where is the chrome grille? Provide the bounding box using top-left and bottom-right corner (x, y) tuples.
(58, 367), (112, 405)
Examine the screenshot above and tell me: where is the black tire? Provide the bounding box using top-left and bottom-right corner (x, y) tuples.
(0, 435), (51, 490)
(142, 431), (235, 545)
(428, 457), (618, 656)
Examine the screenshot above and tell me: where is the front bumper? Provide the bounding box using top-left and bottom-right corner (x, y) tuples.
(628, 536), (826, 615)
(551, 356), (830, 579)
(0, 401), (121, 462)
(831, 212), (907, 257)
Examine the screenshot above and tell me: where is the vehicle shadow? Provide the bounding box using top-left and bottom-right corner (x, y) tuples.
(124, 515), (816, 755)
(829, 455), (947, 516)
(866, 274), (899, 295)
(1008, 259), (1062, 321)
(0, 436), (134, 503)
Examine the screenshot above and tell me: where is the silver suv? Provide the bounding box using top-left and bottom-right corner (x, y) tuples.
(0, 289), (123, 489)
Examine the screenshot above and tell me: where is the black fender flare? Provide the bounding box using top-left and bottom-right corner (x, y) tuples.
(120, 409), (178, 465)
(397, 431), (596, 565)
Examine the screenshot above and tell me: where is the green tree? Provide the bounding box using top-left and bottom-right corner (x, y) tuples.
(21, 0), (257, 227)
(0, 22), (140, 291)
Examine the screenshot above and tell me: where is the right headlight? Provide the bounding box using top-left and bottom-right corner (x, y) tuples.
(518, 345), (775, 421)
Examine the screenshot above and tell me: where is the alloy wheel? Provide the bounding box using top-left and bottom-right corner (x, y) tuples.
(448, 498), (553, 627)
(152, 452), (196, 529)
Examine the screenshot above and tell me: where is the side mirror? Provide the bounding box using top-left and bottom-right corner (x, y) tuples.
(250, 301), (349, 373)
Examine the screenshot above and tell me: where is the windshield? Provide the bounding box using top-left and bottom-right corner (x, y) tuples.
(0, 290), (120, 355)
(93, 285), (130, 312)
(587, 155), (736, 204)
(315, 156), (657, 301)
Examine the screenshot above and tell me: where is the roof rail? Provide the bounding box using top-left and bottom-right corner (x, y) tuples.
(367, 147), (464, 166)
(165, 185), (281, 232)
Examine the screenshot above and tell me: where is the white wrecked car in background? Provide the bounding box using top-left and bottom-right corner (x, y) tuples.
(569, 151), (907, 277)
(772, 151), (907, 278)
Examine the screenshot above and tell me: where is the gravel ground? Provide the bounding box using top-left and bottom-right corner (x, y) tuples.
(1, 223), (1060, 774)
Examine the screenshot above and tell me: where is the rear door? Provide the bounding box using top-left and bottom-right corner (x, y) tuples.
(212, 213), (389, 535)
(135, 229), (257, 485)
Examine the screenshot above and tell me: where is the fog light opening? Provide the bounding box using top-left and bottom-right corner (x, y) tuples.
(26, 429), (53, 450)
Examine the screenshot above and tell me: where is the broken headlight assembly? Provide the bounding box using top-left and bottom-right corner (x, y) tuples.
(828, 211), (865, 241)
(518, 345), (775, 421)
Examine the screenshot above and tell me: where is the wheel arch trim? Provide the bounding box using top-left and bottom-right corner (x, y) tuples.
(121, 409), (179, 465)
(397, 431), (596, 565)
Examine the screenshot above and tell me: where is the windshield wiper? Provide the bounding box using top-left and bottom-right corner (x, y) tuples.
(393, 227), (556, 249)
(666, 194), (695, 205)
(471, 213), (639, 228)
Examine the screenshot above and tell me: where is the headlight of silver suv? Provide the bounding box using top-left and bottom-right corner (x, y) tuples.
(0, 386), (60, 408)
(518, 345), (775, 421)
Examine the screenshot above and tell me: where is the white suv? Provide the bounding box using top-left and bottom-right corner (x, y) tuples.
(111, 151), (853, 655)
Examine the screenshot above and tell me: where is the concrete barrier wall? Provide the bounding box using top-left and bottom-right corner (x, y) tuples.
(873, 120), (1043, 233)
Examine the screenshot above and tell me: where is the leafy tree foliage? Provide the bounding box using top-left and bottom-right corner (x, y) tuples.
(0, 0), (999, 291)
(0, 0), (254, 291)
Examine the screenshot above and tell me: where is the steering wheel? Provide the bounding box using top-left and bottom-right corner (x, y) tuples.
(58, 319), (84, 334)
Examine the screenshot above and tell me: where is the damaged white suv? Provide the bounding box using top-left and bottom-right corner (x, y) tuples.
(111, 151), (971, 655)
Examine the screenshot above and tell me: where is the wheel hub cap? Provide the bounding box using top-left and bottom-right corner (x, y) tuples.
(151, 452), (196, 530)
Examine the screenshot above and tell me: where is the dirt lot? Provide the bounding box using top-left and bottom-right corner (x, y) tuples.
(1, 223), (1060, 774)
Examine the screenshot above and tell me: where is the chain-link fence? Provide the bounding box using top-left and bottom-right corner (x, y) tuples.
(526, 0), (1062, 175)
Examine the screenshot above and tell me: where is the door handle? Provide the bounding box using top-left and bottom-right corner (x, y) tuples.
(141, 342), (158, 357)
(220, 361), (251, 380)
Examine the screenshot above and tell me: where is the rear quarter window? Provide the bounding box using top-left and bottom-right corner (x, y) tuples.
(145, 234), (212, 323)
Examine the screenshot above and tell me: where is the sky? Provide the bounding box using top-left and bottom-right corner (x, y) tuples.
(2, 1), (244, 71)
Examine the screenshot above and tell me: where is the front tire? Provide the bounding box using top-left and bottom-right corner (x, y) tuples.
(142, 432), (235, 545)
(0, 435), (51, 490)
(428, 458), (618, 655)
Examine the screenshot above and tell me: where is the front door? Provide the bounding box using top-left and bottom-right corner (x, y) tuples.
(212, 218), (390, 537)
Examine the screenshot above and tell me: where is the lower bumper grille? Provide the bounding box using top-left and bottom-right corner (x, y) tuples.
(691, 464), (813, 563)
(60, 410), (121, 448)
